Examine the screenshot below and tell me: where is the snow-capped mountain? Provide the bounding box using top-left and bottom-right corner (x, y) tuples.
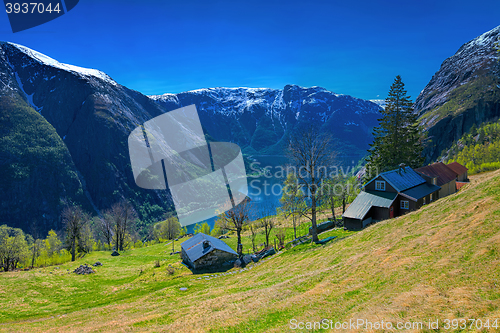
(0, 41), (380, 234)
(7, 42), (116, 85)
(414, 25), (500, 162)
(150, 86), (381, 155)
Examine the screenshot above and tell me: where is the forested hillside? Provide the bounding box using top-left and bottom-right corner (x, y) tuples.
(443, 120), (500, 174)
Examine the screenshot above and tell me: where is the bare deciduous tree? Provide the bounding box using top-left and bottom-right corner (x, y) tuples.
(280, 172), (305, 239)
(337, 176), (357, 215)
(94, 216), (113, 249)
(321, 177), (339, 221)
(216, 198), (252, 256)
(78, 224), (95, 254)
(258, 203), (275, 247)
(27, 235), (44, 269)
(248, 222), (258, 252)
(288, 127), (336, 242)
(105, 201), (137, 252)
(27, 226), (43, 269)
(61, 206), (89, 261)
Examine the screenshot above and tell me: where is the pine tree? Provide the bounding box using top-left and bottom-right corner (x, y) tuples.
(366, 75), (424, 173)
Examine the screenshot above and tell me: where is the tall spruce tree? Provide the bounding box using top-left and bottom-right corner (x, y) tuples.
(366, 75), (424, 174)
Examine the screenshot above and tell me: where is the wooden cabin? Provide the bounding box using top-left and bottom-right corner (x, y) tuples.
(343, 166), (440, 231)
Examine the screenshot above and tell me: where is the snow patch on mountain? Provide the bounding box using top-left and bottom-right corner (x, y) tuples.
(5, 56), (43, 113)
(345, 121), (359, 126)
(369, 99), (386, 109)
(150, 86), (381, 121)
(7, 42), (117, 85)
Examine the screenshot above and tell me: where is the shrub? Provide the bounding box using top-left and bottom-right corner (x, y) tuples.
(0, 225), (29, 271)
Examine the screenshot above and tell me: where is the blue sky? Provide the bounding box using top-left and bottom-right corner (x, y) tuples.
(1, 0), (499, 100)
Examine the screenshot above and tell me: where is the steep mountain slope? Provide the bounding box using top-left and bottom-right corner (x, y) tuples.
(415, 25), (500, 162)
(1, 171), (499, 331)
(150, 86), (381, 156)
(0, 42), (381, 235)
(0, 42), (173, 234)
(0, 93), (89, 233)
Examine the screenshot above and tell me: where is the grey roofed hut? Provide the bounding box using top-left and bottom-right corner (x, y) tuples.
(181, 233), (237, 271)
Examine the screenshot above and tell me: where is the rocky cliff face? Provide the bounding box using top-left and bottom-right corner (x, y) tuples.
(415, 26), (500, 162)
(0, 42), (381, 235)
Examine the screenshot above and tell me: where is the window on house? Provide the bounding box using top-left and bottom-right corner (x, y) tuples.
(375, 180), (386, 191)
(423, 197), (426, 205)
(430, 193), (434, 202)
(400, 200), (409, 209)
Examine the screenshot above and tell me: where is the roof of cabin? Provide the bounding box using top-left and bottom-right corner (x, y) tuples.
(342, 190), (397, 220)
(400, 182), (441, 201)
(415, 162), (457, 186)
(367, 166), (426, 192)
(181, 233), (237, 263)
(447, 162), (468, 175)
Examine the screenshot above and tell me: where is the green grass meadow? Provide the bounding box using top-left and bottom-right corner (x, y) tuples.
(1, 171), (500, 332)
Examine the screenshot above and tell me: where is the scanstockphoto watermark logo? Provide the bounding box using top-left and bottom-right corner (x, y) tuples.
(128, 105), (248, 228)
(290, 318), (420, 330)
(290, 318), (499, 331)
(3, 0), (79, 33)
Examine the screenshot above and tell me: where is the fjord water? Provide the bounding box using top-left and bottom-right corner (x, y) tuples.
(186, 154), (362, 233)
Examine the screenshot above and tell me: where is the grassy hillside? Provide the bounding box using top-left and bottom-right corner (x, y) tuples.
(1, 171), (500, 332)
